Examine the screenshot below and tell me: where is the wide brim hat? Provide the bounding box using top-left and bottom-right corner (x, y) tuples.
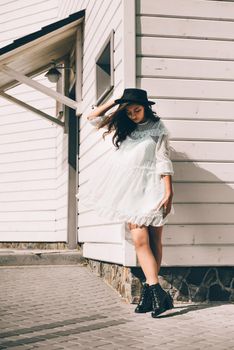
(114, 88), (155, 106)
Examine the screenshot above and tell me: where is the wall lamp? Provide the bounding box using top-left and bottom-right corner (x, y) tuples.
(45, 60), (74, 83)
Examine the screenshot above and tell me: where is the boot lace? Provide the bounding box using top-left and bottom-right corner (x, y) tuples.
(150, 288), (161, 309)
(138, 284), (149, 305)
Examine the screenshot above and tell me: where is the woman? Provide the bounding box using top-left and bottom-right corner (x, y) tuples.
(77, 88), (174, 318)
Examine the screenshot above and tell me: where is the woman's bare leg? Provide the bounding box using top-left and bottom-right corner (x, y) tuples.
(148, 225), (163, 275)
(128, 222), (159, 285)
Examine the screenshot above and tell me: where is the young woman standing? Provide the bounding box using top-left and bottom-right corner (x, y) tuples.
(77, 88), (174, 318)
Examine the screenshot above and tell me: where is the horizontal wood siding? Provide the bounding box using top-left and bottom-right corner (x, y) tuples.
(0, 1), (60, 241)
(136, 0), (234, 265)
(58, 0), (127, 261)
(0, 0), (58, 48)
(55, 128), (68, 241)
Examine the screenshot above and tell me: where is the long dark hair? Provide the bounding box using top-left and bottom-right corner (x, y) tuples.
(96, 102), (160, 149)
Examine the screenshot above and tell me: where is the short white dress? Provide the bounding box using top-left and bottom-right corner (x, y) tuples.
(76, 116), (175, 227)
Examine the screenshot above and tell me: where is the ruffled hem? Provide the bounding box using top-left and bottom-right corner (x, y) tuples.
(77, 193), (173, 227)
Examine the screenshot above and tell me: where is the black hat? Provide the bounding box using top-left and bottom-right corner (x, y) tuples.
(114, 88), (155, 106)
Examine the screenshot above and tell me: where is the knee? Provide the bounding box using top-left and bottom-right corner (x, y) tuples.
(127, 222), (148, 248)
(127, 222), (145, 231)
(132, 237), (148, 249)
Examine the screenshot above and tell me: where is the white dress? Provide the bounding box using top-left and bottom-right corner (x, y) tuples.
(76, 116), (175, 227)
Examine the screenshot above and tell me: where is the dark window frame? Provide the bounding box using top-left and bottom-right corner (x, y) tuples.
(95, 29), (114, 105)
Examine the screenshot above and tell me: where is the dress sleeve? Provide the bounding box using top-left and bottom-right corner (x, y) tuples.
(87, 115), (103, 126)
(88, 115), (106, 127)
(155, 128), (174, 176)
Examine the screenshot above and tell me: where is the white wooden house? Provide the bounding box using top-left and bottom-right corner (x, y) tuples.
(0, 0), (233, 269)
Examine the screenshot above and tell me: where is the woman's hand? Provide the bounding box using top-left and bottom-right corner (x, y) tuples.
(156, 193), (173, 218)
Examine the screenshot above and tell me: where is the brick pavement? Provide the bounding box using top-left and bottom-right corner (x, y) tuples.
(0, 265), (233, 350)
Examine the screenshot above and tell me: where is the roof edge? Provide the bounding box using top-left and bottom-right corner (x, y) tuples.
(0, 9), (85, 56)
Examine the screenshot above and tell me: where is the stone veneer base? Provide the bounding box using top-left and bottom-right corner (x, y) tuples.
(0, 242), (82, 250)
(86, 259), (234, 303)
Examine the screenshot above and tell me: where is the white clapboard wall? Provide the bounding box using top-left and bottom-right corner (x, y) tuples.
(0, 0), (68, 242)
(58, 0), (137, 264)
(136, 0), (234, 266)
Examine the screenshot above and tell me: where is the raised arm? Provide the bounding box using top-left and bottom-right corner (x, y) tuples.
(87, 99), (117, 121)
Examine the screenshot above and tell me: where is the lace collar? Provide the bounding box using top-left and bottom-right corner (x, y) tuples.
(127, 118), (167, 141)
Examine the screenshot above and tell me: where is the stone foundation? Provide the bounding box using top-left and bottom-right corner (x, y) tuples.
(0, 242), (82, 250)
(87, 259), (234, 303)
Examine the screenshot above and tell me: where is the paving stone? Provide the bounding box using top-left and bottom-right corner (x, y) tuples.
(0, 265), (233, 350)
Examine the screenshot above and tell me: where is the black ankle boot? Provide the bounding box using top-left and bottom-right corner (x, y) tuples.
(149, 283), (174, 318)
(134, 282), (153, 313)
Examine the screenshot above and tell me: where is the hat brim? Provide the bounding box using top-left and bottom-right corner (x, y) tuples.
(115, 98), (155, 105)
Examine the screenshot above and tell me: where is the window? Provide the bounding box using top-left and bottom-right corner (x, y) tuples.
(95, 30), (114, 105)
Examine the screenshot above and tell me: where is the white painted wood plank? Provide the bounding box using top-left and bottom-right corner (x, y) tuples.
(82, 0), (121, 68)
(0, 221), (55, 232)
(154, 100), (234, 121)
(0, 13), (58, 42)
(82, 0), (114, 44)
(169, 204), (234, 224)
(122, 0), (136, 88)
(0, 119), (55, 135)
(84, 243), (234, 267)
(0, 135), (56, 150)
(171, 141), (234, 162)
(0, 169), (56, 182)
(165, 120), (234, 141)
(140, 77), (234, 101)
(0, 211), (55, 221)
(0, 105), (55, 118)
(55, 217), (67, 231)
(79, 141), (113, 171)
(0, 0), (54, 14)
(173, 162), (234, 182)
(0, 160), (56, 173)
(56, 206), (67, 221)
(78, 224), (123, 243)
(173, 183), (234, 203)
(0, 19), (59, 48)
(162, 246), (234, 266)
(0, 149), (56, 163)
(78, 209), (123, 227)
(0, 127), (55, 144)
(0, 201), (56, 212)
(138, 57), (234, 81)
(137, 16), (234, 40)
(0, 190), (55, 201)
(80, 119), (106, 146)
(0, 1), (57, 28)
(56, 170), (68, 186)
(0, 232), (66, 242)
(83, 242), (124, 265)
(6, 90), (56, 104)
(163, 224), (234, 245)
(0, 2), (63, 243)
(137, 36), (234, 60)
(79, 128), (104, 154)
(137, 0), (234, 20)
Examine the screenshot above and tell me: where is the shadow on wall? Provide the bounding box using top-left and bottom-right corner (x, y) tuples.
(130, 147), (234, 302)
(170, 146), (234, 224)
